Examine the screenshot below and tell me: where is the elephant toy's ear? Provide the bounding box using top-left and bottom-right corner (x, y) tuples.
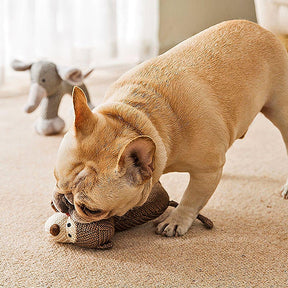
(57, 66), (84, 86)
(11, 59), (33, 71)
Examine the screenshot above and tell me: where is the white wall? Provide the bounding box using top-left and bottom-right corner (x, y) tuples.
(159, 0), (257, 53)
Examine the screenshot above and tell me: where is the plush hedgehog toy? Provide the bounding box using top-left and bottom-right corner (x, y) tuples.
(45, 182), (213, 249)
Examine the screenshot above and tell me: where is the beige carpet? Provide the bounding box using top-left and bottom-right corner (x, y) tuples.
(1, 70), (288, 288)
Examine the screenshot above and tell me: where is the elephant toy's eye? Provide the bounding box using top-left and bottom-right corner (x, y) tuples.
(42, 78), (46, 83)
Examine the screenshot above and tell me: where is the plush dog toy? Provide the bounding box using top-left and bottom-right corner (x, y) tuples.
(45, 182), (213, 249)
(11, 59), (93, 135)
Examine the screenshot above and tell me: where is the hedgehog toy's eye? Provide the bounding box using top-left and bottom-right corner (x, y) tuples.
(42, 78), (46, 83)
(68, 233), (72, 238)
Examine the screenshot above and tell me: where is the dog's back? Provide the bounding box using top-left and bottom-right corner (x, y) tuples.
(106, 20), (288, 160)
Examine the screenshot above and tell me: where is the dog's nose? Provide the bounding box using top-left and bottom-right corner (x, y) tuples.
(52, 191), (74, 213)
(64, 193), (74, 205)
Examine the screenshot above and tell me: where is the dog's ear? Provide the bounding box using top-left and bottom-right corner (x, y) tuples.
(117, 136), (156, 184)
(72, 86), (96, 136)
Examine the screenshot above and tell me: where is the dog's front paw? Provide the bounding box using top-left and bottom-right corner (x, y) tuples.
(156, 206), (196, 237)
(281, 182), (288, 199)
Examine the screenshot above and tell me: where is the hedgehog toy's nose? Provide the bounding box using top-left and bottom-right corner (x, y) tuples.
(50, 224), (60, 236)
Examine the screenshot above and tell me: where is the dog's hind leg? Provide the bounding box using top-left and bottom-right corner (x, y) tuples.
(262, 99), (288, 199)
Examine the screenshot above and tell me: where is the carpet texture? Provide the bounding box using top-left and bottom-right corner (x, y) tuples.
(0, 70), (288, 287)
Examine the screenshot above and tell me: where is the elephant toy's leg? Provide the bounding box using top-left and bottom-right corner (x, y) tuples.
(35, 93), (65, 135)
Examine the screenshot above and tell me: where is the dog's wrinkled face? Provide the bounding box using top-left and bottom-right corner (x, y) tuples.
(53, 87), (155, 223)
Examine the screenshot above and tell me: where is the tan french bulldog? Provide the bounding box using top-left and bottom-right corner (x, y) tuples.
(53, 20), (288, 237)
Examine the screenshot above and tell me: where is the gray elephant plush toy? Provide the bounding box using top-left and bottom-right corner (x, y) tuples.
(11, 60), (94, 135)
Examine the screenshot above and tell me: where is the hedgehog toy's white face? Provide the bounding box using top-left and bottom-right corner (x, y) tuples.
(45, 213), (77, 244)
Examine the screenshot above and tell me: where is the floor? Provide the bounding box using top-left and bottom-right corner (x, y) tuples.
(0, 69), (288, 287)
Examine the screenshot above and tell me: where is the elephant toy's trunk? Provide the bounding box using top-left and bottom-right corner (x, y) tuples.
(24, 83), (47, 113)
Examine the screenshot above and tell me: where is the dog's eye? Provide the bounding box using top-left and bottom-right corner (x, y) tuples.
(80, 204), (103, 215)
